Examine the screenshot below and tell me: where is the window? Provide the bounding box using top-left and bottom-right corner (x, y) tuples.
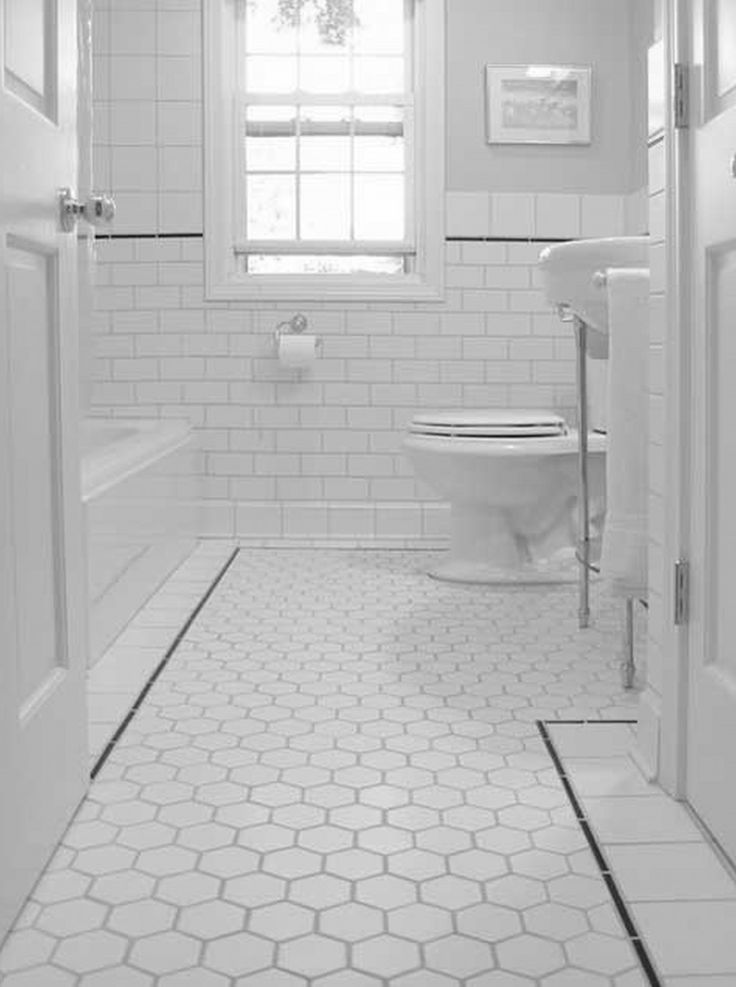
(205, 0), (445, 301)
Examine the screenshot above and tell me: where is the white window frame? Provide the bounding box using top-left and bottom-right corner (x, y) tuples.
(203, 0), (445, 303)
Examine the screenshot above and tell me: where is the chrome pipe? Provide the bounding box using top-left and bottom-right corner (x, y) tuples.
(623, 598), (636, 690)
(574, 316), (591, 629)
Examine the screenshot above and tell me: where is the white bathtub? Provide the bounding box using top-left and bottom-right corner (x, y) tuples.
(82, 418), (200, 666)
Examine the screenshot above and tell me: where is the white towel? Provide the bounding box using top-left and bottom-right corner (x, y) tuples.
(601, 268), (650, 598)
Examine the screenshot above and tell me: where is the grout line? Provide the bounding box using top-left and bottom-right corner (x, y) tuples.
(90, 548), (241, 781)
(537, 719), (664, 987)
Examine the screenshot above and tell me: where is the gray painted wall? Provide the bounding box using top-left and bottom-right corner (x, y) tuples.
(447, 0), (650, 194)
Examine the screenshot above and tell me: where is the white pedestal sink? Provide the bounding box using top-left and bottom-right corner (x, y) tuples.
(537, 235), (650, 664)
(538, 236), (649, 331)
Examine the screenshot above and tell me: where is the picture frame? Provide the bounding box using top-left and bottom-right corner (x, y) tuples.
(486, 64), (592, 145)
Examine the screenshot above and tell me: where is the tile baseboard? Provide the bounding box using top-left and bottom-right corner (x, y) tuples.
(195, 499), (452, 545)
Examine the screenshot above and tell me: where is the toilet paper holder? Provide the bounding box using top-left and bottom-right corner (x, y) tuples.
(273, 313), (322, 350)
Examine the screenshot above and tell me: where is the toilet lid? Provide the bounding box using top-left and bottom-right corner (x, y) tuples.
(409, 409), (568, 438)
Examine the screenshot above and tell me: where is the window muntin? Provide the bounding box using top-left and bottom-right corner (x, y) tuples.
(235, 0), (414, 276)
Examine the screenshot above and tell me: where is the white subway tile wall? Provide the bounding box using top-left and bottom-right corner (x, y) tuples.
(90, 0), (641, 544)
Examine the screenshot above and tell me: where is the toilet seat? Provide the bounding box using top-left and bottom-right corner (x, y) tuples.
(408, 409), (568, 439)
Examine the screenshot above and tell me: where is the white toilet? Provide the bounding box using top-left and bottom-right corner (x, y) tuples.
(405, 409), (606, 584)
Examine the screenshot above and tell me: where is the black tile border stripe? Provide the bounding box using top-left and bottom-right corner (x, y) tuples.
(97, 232), (572, 244)
(537, 719), (663, 987)
(90, 547), (241, 781)
(447, 235), (571, 244)
(97, 232), (204, 240)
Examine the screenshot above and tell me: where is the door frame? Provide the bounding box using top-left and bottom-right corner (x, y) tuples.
(644, 0), (691, 798)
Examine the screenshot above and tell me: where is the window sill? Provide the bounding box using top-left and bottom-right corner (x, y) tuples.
(204, 273), (446, 304)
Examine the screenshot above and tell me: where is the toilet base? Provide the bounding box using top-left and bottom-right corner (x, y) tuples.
(427, 503), (600, 586)
(428, 552), (581, 585)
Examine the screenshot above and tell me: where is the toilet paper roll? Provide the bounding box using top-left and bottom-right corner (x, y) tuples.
(278, 333), (318, 369)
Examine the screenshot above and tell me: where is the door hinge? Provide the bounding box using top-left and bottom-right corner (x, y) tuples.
(674, 559), (690, 625)
(674, 63), (689, 129)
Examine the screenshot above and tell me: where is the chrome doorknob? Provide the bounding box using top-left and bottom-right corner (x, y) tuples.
(59, 188), (116, 231)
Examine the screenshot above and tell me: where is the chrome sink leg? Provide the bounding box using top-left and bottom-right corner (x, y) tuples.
(574, 316), (591, 629)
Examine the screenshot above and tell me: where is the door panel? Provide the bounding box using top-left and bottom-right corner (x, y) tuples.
(6, 240), (64, 706)
(0, 0), (88, 942)
(4, 0), (57, 119)
(707, 246), (736, 682)
(686, 0), (736, 864)
(716, 0), (736, 97)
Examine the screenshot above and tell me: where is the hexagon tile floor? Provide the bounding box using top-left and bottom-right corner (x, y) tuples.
(0, 548), (651, 987)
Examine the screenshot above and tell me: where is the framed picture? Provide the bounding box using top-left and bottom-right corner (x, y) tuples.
(486, 65), (592, 145)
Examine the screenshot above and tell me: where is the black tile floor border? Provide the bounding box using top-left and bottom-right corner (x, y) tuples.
(537, 719), (663, 987)
(90, 547), (241, 781)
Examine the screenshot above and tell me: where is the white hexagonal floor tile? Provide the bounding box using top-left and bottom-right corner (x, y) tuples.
(425, 934), (495, 979)
(204, 932), (274, 977)
(249, 902), (314, 941)
(319, 903), (384, 943)
(277, 934), (347, 978)
(130, 931), (201, 975)
(352, 934), (421, 978)
(0, 550), (649, 987)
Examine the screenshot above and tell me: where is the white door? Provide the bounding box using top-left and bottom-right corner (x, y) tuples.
(0, 0), (88, 940)
(686, 0), (736, 864)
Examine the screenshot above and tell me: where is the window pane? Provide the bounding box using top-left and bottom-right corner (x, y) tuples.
(248, 255), (405, 275)
(245, 106), (297, 169)
(354, 136), (404, 172)
(246, 136), (297, 171)
(247, 174), (296, 239)
(354, 174), (404, 239)
(353, 0), (405, 54)
(354, 56), (405, 93)
(247, 105), (297, 125)
(300, 136), (351, 171)
(238, 3), (413, 276)
(246, 0), (297, 53)
(300, 104), (351, 134)
(300, 174), (350, 239)
(246, 55), (297, 93)
(299, 55), (350, 94)
(299, 2), (354, 55)
(355, 105), (403, 127)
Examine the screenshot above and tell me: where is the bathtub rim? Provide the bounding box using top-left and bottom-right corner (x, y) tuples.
(82, 417), (192, 503)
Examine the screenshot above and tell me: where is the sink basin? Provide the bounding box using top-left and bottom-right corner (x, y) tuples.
(538, 237), (649, 332)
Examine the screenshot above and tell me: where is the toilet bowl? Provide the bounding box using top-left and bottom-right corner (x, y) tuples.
(404, 409), (606, 584)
